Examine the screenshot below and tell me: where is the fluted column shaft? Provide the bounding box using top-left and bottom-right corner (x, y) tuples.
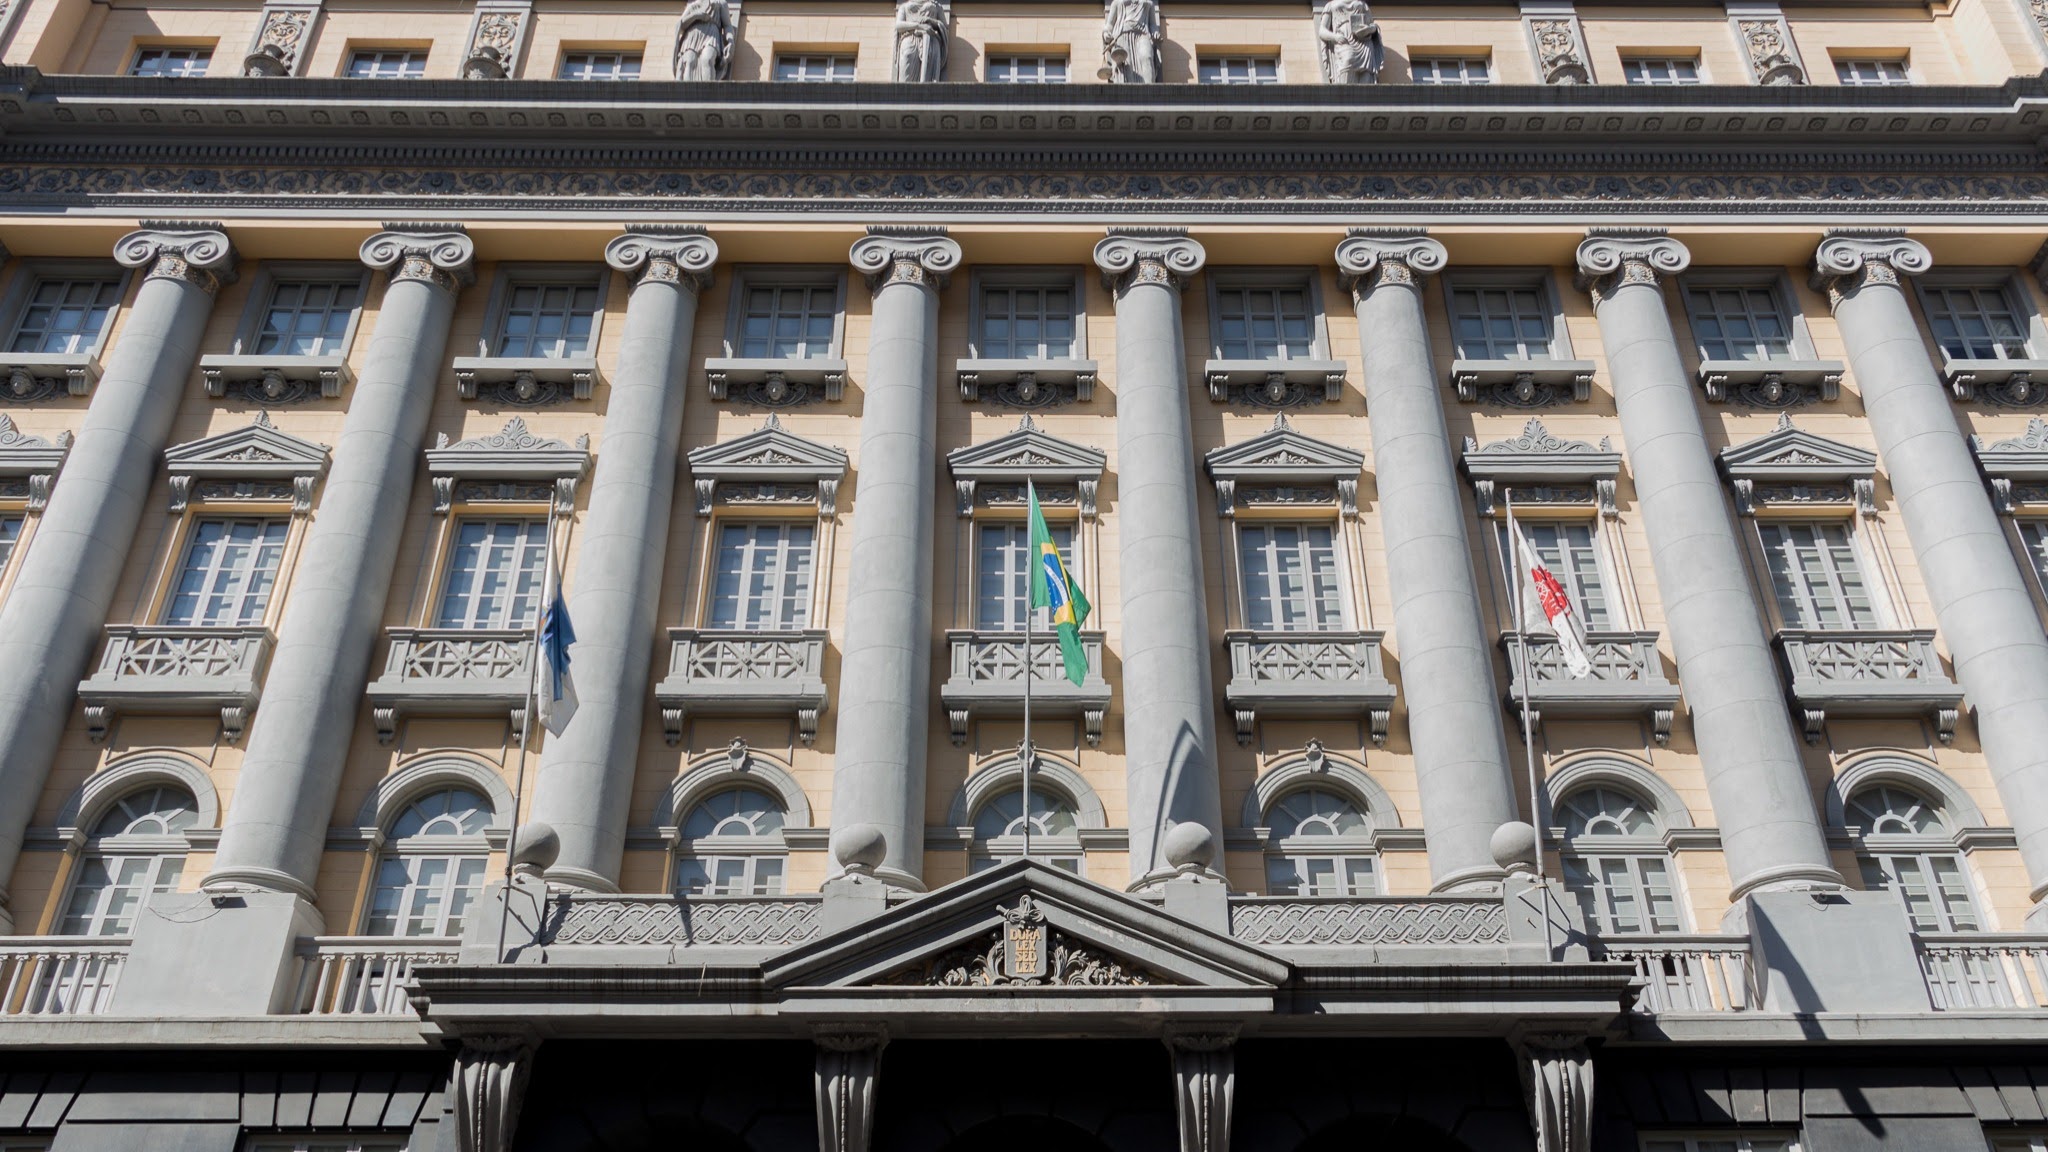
(1815, 234), (2048, 915)
(0, 229), (234, 922)
(1574, 233), (1839, 901)
(530, 232), (718, 891)
(1337, 234), (1517, 891)
(207, 231), (475, 896)
(1092, 232), (1225, 889)
(828, 232), (961, 890)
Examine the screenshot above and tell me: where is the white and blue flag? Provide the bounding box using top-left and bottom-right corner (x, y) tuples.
(538, 562), (578, 736)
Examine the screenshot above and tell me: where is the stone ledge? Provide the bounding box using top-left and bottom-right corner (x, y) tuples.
(0, 1016), (439, 1051)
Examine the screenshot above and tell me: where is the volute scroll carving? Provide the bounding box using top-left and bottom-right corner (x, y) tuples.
(1573, 233), (1691, 304)
(1810, 233), (1933, 306)
(360, 230), (478, 291)
(114, 228), (237, 294)
(604, 230), (720, 289)
(1335, 232), (1447, 296)
(1093, 232), (1207, 295)
(850, 232), (963, 293)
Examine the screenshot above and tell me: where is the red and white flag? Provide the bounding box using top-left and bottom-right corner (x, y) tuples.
(1511, 520), (1593, 679)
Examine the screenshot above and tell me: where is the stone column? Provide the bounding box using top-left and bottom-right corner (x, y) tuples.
(1574, 232), (1838, 901)
(1815, 233), (2048, 921)
(828, 230), (962, 890)
(1092, 231), (1226, 890)
(1336, 232), (1518, 892)
(0, 228), (234, 927)
(528, 231), (718, 892)
(205, 230), (475, 895)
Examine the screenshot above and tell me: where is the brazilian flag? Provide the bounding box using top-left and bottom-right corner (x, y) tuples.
(1028, 482), (1091, 687)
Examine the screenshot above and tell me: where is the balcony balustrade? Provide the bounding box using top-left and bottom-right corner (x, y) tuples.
(365, 627), (534, 743)
(76, 624), (272, 742)
(1595, 935), (1757, 1014)
(0, 938), (128, 1016)
(1917, 934), (2048, 1010)
(1500, 630), (1680, 745)
(1772, 628), (1963, 744)
(1222, 629), (1397, 746)
(653, 628), (829, 745)
(291, 937), (459, 1016)
(938, 629), (1110, 746)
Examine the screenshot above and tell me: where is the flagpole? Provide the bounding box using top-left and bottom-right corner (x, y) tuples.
(498, 507), (553, 958)
(1021, 481), (1035, 863)
(1505, 489), (1554, 959)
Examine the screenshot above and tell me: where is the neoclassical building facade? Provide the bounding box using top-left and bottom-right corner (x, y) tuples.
(1, 0), (2047, 1146)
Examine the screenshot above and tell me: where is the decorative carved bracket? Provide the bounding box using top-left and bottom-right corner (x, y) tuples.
(1731, 6), (1807, 86)
(1511, 1031), (1593, 1152)
(1165, 1028), (1238, 1152)
(0, 415), (72, 512)
(452, 1033), (536, 1152)
(460, 0), (534, 77)
(814, 1025), (888, 1152)
(1522, 6), (1592, 84)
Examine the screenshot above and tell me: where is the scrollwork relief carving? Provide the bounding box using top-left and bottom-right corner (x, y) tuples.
(1810, 233), (1932, 307)
(1094, 232), (1206, 296)
(114, 228), (237, 295)
(1574, 233), (1691, 304)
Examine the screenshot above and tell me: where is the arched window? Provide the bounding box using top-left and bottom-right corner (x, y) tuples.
(1263, 787), (1376, 896)
(1557, 785), (1683, 934)
(969, 786), (1082, 874)
(675, 787), (787, 896)
(59, 786), (197, 936)
(1845, 784), (1980, 932)
(366, 787), (492, 937)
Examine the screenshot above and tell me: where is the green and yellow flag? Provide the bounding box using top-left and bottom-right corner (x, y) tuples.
(1027, 482), (1091, 687)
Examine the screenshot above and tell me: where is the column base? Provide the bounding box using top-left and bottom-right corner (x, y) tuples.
(538, 864), (622, 894)
(111, 890), (325, 1015)
(1429, 864), (1509, 895)
(1723, 863), (1846, 912)
(199, 864), (318, 902)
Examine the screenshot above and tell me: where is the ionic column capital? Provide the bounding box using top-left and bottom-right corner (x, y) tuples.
(360, 229), (477, 291)
(1093, 230), (1207, 296)
(1573, 232), (1691, 305)
(113, 227), (237, 295)
(1810, 232), (1932, 308)
(605, 230), (719, 290)
(1336, 232), (1447, 299)
(849, 230), (961, 294)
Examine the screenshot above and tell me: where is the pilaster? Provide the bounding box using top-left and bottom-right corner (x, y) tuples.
(1336, 231), (1517, 893)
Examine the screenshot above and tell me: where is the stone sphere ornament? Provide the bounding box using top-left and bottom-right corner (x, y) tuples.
(1162, 820), (1218, 873)
(1489, 820), (1540, 876)
(832, 822), (889, 873)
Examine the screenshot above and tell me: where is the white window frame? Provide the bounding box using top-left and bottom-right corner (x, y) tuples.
(344, 48), (428, 78)
(1621, 56), (1703, 84)
(1235, 520), (1351, 632)
(1556, 786), (1686, 935)
(1990, 1136), (2048, 1152)
(0, 512), (24, 575)
(1832, 56), (1908, 86)
(1197, 54), (1281, 84)
(1261, 786), (1378, 897)
(1845, 784), (1983, 933)
(2015, 518), (2048, 605)
(159, 516), (291, 627)
(723, 267), (847, 361)
(1410, 55), (1490, 84)
(0, 261), (130, 360)
(558, 50), (643, 79)
(1206, 268), (1330, 363)
(703, 519), (818, 631)
(130, 44), (215, 77)
(364, 788), (494, 938)
(1754, 518), (1888, 631)
(476, 266), (609, 361)
(1498, 518), (1618, 631)
(986, 53), (1069, 82)
(1442, 270), (1572, 361)
(972, 519), (1076, 633)
(57, 787), (199, 939)
(1913, 272), (2044, 365)
(672, 786), (790, 897)
(968, 784), (1085, 874)
(1679, 271), (1812, 364)
(968, 268), (1087, 361)
(433, 517), (550, 631)
(773, 53), (857, 81)
(229, 262), (371, 359)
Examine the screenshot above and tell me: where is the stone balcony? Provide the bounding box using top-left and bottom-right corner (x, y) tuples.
(1772, 628), (1964, 744)
(1222, 629), (1397, 746)
(938, 629), (1111, 746)
(653, 628), (829, 745)
(702, 356), (847, 406)
(449, 355), (602, 404)
(0, 350), (98, 400)
(365, 627), (534, 743)
(1499, 630), (1681, 745)
(1203, 358), (1347, 406)
(76, 624), (273, 742)
(197, 353), (353, 403)
(1942, 357), (2048, 406)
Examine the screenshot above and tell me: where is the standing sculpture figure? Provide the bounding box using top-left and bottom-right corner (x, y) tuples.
(1316, 0), (1382, 83)
(1098, 0), (1161, 83)
(675, 0), (734, 81)
(892, 0), (947, 82)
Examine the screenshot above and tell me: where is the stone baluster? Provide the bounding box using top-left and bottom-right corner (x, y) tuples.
(528, 230), (719, 892)
(0, 228), (235, 928)
(205, 230), (476, 895)
(1574, 232), (1839, 902)
(1336, 232), (1519, 892)
(1091, 231), (1227, 890)
(828, 230), (962, 890)
(1814, 233), (2048, 923)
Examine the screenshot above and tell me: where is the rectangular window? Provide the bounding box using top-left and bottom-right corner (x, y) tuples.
(1622, 57), (1701, 85)
(1641, 1137), (1798, 1152)
(708, 522), (815, 630)
(978, 282), (1078, 359)
(1505, 521), (1612, 629)
(774, 54), (857, 81)
(1449, 280), (1555, 360)
(976, 521), (1076, 631)
(254, 279), (362, 357)
(1918, 282), (2031, 361)
(366, 854), (487, 937)
(1266, 854), (1377, 897)
(1686, 282), (1795, 362)
(1214, 281), (1315, 360)
(494, 281), (601, 359)
(345, 49), (427, 78)
(7, 277), (122, 355)
(1410, 56), (1490, 84)
(988, 54), (1068, 82)
(0, 514), (21, 571)
(1198, 56), (1280, 84)
(436, 520), (547, 630)
(1239, 523), (1344, 632)
(675, 855), (785, 896)
(60, 854), (184, 936)
(130, 46), (213, 77)
(1834, 58), (1908, 85)
(1757, 521), (1878, 630)
(1860, 852), (1979, 932)
(162, 518), (290, 627)
(1563, 854), (1681, 934)
(737, 281), (838, 359)
(559, 51), (642, 79)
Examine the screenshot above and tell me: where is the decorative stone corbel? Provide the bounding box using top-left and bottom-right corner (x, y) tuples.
(1511, 1030), (1593, 1152)
(1164, 1027), (1238, 1152)
(241, 0), (321, 75)
(451, 1033), (536, 1152)
(814, 1025), (888, 1152)
(460, 0), (533, 78)
(1521, 2), (1592, 84)
(1729, 3), (1806, 85)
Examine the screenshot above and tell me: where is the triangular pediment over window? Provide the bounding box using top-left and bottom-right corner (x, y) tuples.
(946, 415), (1107, 484)
(687, 413), (849, 482)
(163, 410), (330, 479)
(760, 859), (1287, 998)
(1717, 412), (1876, 483)
(1204, 413), (1365, 483)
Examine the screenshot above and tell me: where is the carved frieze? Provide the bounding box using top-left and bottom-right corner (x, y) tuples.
(1525, 14), (1591, 84)
(877, 896), (1162, 986)
(242, 2), (320, 76)
(1736, 15), (1805, 86)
